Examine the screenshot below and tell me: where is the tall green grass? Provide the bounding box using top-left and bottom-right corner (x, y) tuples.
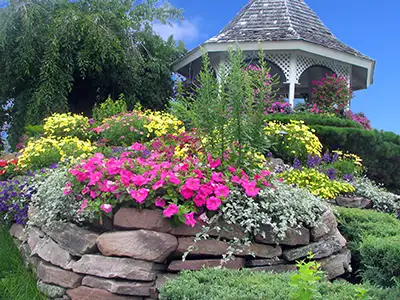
(0, 226), (46, 300)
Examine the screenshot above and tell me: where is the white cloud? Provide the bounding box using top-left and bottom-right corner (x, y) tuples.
(153, 20), (200, 43)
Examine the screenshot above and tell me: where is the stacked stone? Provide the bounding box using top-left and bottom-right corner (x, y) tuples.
(334, 196), (373, 209)
(10, 207), (351, 300)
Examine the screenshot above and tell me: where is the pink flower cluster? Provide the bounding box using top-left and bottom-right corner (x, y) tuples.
(264, 101), (292, 115)
(91, 112), (147, 135)
(345, 110), (372, 130)
(311, 73), (353, 114)
(66, 134), (273, 228)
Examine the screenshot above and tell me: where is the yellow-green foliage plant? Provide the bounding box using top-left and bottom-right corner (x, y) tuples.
(43, 113), (90, 140)
(265, 120), (322, 162)
(281, 168), (355, 199)
(17, 136), (95, 170)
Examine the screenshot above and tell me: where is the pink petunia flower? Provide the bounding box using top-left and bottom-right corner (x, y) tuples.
(199, 184), (213, 197)
(169, 175), (181, 185)
(214, 185), (230, 198)
(206, 196), (222, 211)
(242, 180), (260, 197)
(193, 193), (206, 207)
(185, 178), (200, 191)
(180, 185), (195, 199)
(155, 197), (166, 208)
(211, 172), (224, 183)
(227, 166), (236, 173)
(129, 188), (149, 204)
(163, 204), (179, 218)
(184, 212), (196, 227)
(100, 204), (113, 214)
(130, 142), (145, 151)
(208, 155), (221, 169)
(78, 199), (88, 213)
(152, 180), (164, 191)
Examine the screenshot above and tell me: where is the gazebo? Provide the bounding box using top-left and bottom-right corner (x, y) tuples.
(172, 0), (375, 107)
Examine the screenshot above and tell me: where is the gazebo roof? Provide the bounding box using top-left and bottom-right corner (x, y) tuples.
(207, 0), (369, 60)
(173, 0), (375, 91)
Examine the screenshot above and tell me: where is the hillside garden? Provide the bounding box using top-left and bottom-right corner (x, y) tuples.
(0, 2), (399, 299)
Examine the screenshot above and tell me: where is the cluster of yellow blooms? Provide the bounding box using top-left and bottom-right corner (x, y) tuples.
(43, 113), (90, 139)
(265, 120), (323, 159)
(281, 168), (355, 199)
(333, 150), (363, 167)
(141, 110), (185, 138)
(18, 136), (95, 170)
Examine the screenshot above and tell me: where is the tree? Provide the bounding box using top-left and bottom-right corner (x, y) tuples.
(0, 0), (186, 148)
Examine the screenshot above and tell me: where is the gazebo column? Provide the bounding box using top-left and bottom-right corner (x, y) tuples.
(288, 53), (298, 107)
(345, 66), (353, 111)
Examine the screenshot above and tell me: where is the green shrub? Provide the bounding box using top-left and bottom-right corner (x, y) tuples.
(360, 235), (400, 287)
(92, 94), (128, 123)
(336, 207), (400, 287)
(264, 113), (363, 129)
(159, 268), (399, 300)
(24, 125), (44, 137)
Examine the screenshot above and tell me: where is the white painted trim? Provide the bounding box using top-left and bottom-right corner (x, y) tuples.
(172, 40), (375, 87)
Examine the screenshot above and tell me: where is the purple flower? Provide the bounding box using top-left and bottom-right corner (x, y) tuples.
(325, 168), (336, 180)
(307, 155), (321, 168)
(323, 151), (331, 163)
(343, 174), (354, 182)
(292, 158), (302, 170)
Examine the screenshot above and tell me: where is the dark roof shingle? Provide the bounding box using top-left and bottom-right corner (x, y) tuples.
(207, 0), (370, 59)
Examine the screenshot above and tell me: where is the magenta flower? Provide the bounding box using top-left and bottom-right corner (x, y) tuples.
(180, 185), (195, 199)
(211, 172), (224, 183)
(132, 175), (148, 187)
(169, 175), (181, 185)
(155, 197), (166, 208)
(185, 178), (200, 191)
(206, 196), (222, 211)
(208, 155), (221, 169)
(199, 184), (213, 196)
(131, 142), (145, 151)
(100, 204), (113, 214)
(193, 193), (206, 207)
(129, 188), (149, 204)
(163, 204), (179, 218)
(184, 212), (196, 227)
(78, 199), (88, 213)
(227, 166), (236, 173)
(242, 180), (260, 197)
(152, 180), (164, 191)
(88, 171), (102, 186)
(214, 185), (230, 198)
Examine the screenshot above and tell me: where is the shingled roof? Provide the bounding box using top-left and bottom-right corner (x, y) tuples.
(207, 0), (370, 60)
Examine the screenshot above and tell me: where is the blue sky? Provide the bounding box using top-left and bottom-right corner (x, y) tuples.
(156, 0), (400, 134)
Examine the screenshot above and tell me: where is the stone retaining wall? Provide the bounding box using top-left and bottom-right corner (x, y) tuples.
(10, 207), (351, 300)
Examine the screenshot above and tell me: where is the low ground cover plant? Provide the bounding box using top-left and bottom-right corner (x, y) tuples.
(159, 268), (399, 300)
